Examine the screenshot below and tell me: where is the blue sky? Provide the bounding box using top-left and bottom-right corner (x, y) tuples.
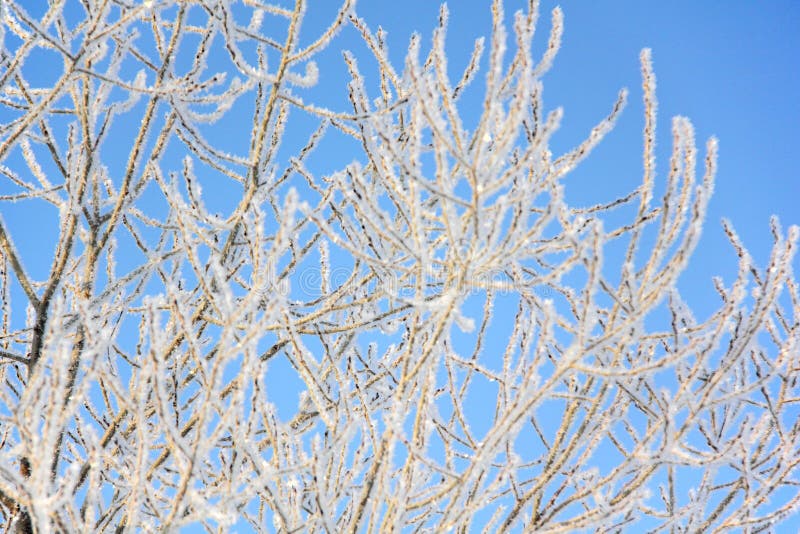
(1, 1), (798, 530)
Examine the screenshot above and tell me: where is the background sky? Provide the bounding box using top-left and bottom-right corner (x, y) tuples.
(2, 0), (798, 530)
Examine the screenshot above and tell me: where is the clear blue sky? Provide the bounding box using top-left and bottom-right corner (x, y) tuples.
(2, 1), (798, 530)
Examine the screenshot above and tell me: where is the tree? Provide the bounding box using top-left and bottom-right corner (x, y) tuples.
(0, 0), (798, 531)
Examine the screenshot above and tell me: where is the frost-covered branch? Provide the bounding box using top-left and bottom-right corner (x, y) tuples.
(0, 1), (797, 532)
